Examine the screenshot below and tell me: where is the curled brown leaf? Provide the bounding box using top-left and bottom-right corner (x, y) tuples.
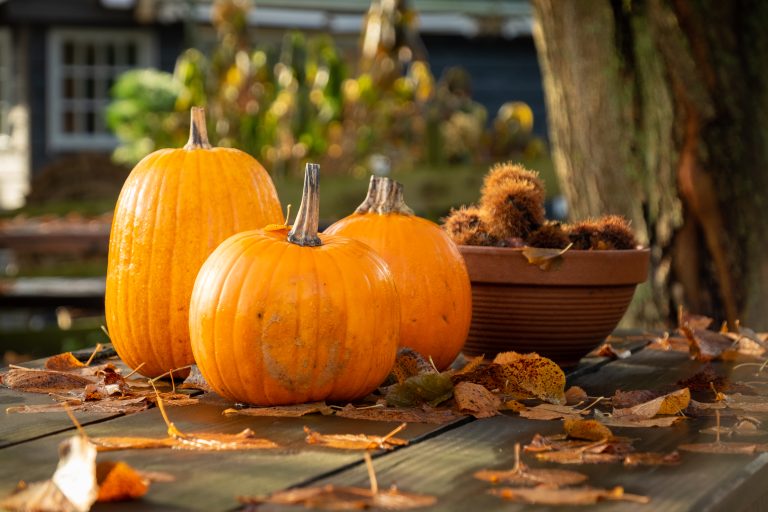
(489, 485), (649, 505)
(304, 423), (408, 451)
(335, 404), (462, 424)
(223, 402), (334, 418)
(453, 382), (501, 418)
(612, 388), (690, 419)
(563, 419), (613, 441)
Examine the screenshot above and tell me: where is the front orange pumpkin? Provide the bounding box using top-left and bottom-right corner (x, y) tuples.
(325, 176), (472, 370)
(189, 164), (400, 405)
(105, 107), (283, 377)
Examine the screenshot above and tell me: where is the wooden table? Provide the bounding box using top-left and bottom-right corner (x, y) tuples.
(2, 343), (768, 511)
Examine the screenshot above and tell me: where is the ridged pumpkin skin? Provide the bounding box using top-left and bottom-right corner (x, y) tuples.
(106, 108), (283, 377)
(189, 165), (400, 405)
(325, 177), (472, 370)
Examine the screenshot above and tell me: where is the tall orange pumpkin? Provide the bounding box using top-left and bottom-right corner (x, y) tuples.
(325, 176), (472, 370)
(189, 163), (400, 405)
(106, 107), (283, 377)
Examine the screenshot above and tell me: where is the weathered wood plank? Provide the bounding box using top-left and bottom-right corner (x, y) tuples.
(0, 389), (119, 449)
(0, 392), (468, 511)
(0, 348), (125, 448)
(278, 347), (768, 512)
(309, 413), (768, 512)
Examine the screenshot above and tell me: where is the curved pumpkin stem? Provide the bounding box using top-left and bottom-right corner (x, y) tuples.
(356, 176), (414, 215)
(288, 163), (322, 247)
(183, 107), (212, 150)
(354, 175), (382, 214)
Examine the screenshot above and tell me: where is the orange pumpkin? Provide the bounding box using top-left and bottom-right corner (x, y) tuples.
(105, 107), (283, 377)
(189, 163), (400, 405)
(325, 176), (472, 370)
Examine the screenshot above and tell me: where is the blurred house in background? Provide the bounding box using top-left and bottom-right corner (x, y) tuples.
(0, 0), (544, 210)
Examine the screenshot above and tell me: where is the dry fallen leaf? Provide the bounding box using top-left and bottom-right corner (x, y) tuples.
(680, 325), (733, 361)
(722, 393), (768, 413)
(647, 333), (691, 353)
(613, 388), (690, 418)
(178, 365), (214, 392)
(453, 382), (501, 418)
(223, 402), (334, 418)
(611, 389), (661, 409)
(590, 343), (632, 360)
(238, 452), (436, 510)
(500, 400), (527, 412)
(2, 367), (95, 394)
(91, 436), (175, 451)
(680, 310), (714, 330)
(45, 353), (86, 371)
(675, 365), (746, 393)
(699, 417), (766, 438)
(1, 436), (98, 512)
(597, 415), (684, 428)
(455, 352), (565, 405)
(474, 444), (587, 487)
(7, 392), (198, 415)
(678, 441), (758, 455)
(519, 404), (587, 421)
(563, 418), (613, 441)
(534, 447), (624, 465)
(680, 411), (761, 455)
(623, 451), (681, 466)
(722, 327), (768, 358)
(2, 357), (199, 418)
(95, 461), (148, 502)
(521, 243), (573, 271)
(390, 348), (437, 384)
(489, 485), (649, 505)
(335, 404), (462, 424)
(731, 417), (764, 436)
(385, 372), (454, 408)
(92, 389), (277, 452)
(304, 423), (408, 451)
(493, 352), (566, 404)
(453, 354), (485, 376)
(524, 431), (634, 465)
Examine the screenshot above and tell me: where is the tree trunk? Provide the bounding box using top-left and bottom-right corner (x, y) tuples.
(531, 0), (768, 329)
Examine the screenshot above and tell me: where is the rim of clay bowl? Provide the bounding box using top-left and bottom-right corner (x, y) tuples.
(458, 246), (651, 286)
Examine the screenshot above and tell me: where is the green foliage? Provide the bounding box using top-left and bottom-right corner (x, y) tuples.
(106, 69), (185, 164)
(107, 0), (543, 176)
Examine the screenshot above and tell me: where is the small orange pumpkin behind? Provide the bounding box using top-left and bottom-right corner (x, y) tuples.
(106, 107), (283, 377)
(325, 176), (472, 370)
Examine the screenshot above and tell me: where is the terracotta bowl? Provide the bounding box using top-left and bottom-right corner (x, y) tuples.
(458, 246), (651, 366)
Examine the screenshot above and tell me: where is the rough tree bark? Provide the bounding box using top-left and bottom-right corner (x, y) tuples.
(531, 0), (768, 329)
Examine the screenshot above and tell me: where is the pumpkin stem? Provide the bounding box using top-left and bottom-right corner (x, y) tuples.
(288, 163), (322, 247)
(357, 176), (414, 215)
(354, 175), (382, 214)
(184, 107), (212, 150)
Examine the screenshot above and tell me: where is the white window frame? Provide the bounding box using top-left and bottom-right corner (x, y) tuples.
(47, 28), (156, 151)
(0, 28), (12, 138)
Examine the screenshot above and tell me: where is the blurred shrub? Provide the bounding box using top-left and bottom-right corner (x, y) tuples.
(107, 0), (543, 175)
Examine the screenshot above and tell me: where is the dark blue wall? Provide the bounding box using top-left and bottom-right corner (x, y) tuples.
(1, 0), (185, 174)
(423, 35), (548, 139)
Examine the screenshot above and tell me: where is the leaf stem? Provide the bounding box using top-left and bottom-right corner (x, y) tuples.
(124, 362), (146, 379)
(364, 452), (378, 495)
(84, 343), (103, 366)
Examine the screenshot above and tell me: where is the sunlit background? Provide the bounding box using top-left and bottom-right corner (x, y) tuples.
(0, 0), (558, 361)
